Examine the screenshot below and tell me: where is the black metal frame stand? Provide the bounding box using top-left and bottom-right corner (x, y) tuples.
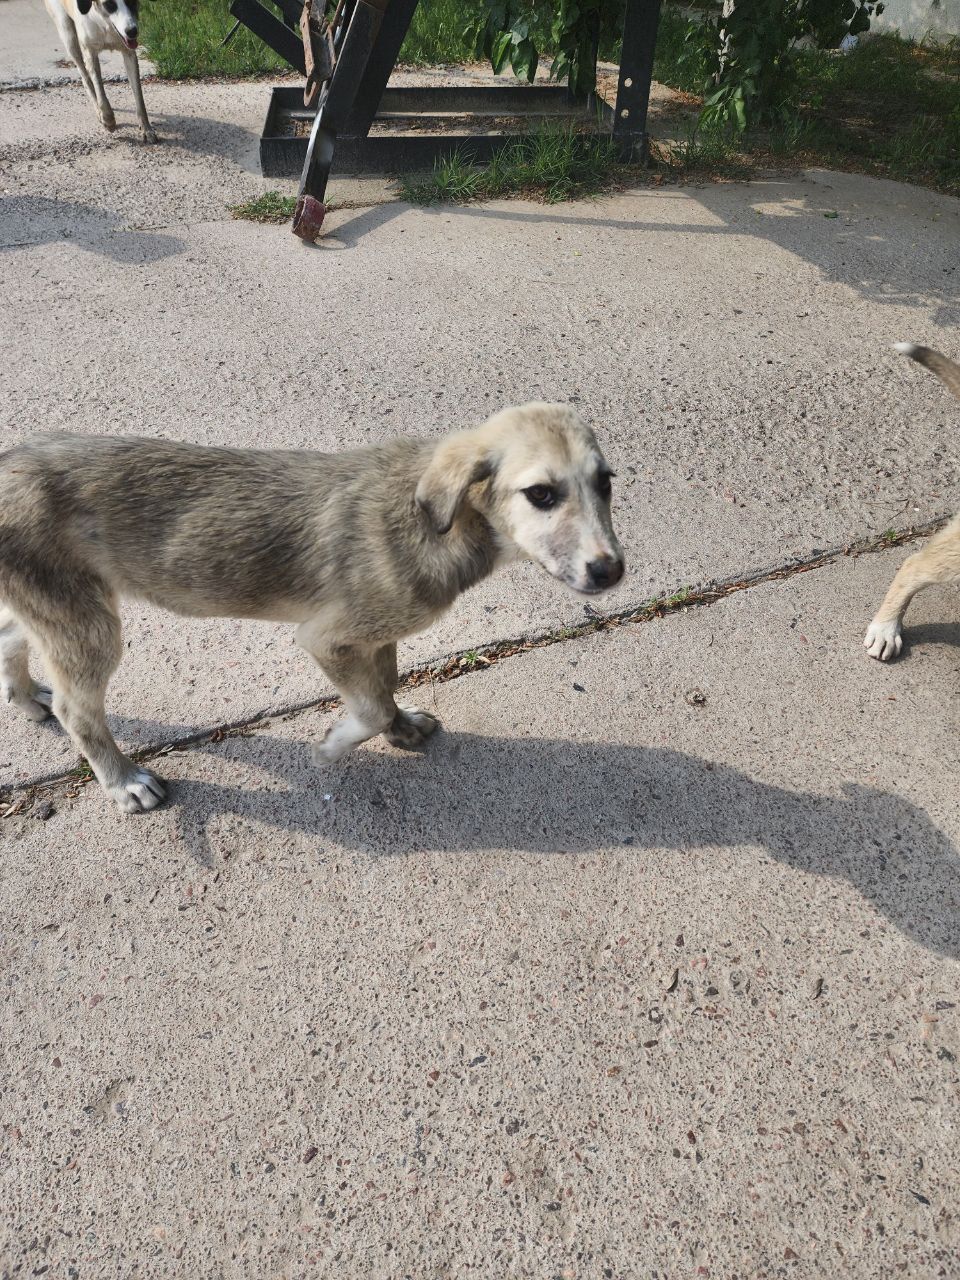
(229, 0), (663, 241)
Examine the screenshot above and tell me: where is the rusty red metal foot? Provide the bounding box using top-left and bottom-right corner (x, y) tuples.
(292, 194), (326, 242)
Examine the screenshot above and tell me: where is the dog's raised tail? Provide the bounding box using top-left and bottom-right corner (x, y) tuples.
(894, 342), (960, 402)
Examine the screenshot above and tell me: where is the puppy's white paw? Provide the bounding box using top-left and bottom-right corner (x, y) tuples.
(100, 109), (117, 133)
(864, 618), (903, 662)
(385, 705), (439, 750)
(311, 722), (356, 766)
(107, 767), (167, 814)
(4, 682), (53, 722)
(141, 126), (159, 145)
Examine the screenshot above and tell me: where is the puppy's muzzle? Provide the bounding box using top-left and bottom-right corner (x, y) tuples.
(585, 555), (624, 591)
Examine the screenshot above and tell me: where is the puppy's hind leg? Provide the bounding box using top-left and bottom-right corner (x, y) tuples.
(27, 589), (165, 812)
(296, 628), (438, 766)
(865, 515), (960, 661)
(0, 607), (53, 722)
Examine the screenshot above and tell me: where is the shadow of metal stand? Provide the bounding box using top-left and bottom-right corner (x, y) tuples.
(227, 0), (663, 242)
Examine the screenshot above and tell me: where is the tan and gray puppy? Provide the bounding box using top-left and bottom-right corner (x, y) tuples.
(864, 343), (960, 661)
(0, 404), (623, 813)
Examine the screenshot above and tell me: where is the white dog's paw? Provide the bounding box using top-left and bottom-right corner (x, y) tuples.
(3, 682), (53, 722)
(864, 618), (903, 662)
(385, 705), (439, 750)
(100, 109), (117, 133)
(107, 767), (167, 814)
(141, 126), (159, 145)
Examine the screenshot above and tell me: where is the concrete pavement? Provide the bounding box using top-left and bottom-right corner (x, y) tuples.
(1, 70), (960, 1277)
(2, 77), (960, 784)
(2, 548), (959, 1276)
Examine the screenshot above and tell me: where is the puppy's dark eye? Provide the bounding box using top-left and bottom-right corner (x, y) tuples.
(104, 1), (117, 10)
(596, 471), (613, 500)
(523, 484), (557, 510)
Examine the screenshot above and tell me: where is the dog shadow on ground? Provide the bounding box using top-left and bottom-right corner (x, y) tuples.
(144, 112), (263, 175)
(0, 194), (183, 264)
(165, 729), (960, 961)
(897, 618), (960, 656)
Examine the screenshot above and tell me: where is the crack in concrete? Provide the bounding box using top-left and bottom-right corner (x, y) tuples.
(0, 517), (945, 813)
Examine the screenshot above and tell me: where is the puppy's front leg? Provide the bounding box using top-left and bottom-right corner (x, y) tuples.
(865, 515), (960, 661)
(296, 627), (437, 764)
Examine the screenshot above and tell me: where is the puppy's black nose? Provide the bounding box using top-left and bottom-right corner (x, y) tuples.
(126, 24), (138, 37)
(586, 555), (624, 590)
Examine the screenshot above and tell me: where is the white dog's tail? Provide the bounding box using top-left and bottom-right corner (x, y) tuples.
(894, 342), (960, 403)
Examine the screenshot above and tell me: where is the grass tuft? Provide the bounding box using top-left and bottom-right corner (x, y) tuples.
(229, 191), (298, 222)
(400, 0), (484, 64)
(401, 126), (624, 206)
(141, 0), (488, 79)
(653, 123), (754, 182)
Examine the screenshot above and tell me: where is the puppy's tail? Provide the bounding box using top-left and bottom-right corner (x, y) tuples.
(894, 342), (960, 403)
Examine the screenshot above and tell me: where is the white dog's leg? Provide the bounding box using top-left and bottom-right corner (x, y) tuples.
(85, 49), (116, 132)
(122, 47), (157, 143)
(58, 17), (100, 106)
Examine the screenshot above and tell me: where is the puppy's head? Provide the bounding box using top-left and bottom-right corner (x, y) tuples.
(77, 0), (140, 49)
(416, 403), (625, 595)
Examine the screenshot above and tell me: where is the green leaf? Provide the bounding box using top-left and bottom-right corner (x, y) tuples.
(511, 37), (538, 83)
(491, 30), (512, 74)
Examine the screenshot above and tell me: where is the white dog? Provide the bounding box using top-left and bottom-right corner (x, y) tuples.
(44, 0), (157, 143)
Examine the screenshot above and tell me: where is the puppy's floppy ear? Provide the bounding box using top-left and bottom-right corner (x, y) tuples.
(415, 431), (495, 535)
(77, 0), (93, 12)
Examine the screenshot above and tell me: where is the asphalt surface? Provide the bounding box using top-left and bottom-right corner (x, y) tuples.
(1, 65), (959, 1279)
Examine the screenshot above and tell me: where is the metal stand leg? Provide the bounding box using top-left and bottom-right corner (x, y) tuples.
(229, 0), (306, 73)
(292, 0), (390, 241)
(612, 0), (663, 163)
